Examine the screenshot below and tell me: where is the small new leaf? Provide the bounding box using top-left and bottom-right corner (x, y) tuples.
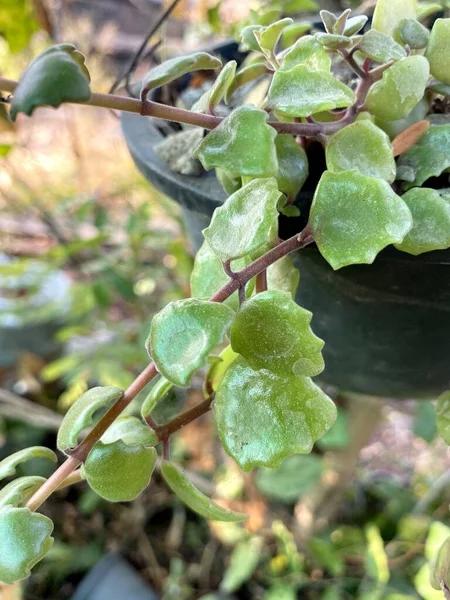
(425, 19), (450, 85)
(309, 170), (413, 270)
(0, 447), (56, 481)
(395, 18), (429, 49)
(147, 299), (235, 387)
(193, 61), (237, 113)
(0, 477), (46, 508)
(141, 377), (174, 419)
(161, 460), (247, 522)
(10, 44), (91, 121)
(431, 536), (450, 591)
(256, 18), (293, 54)
(214, 358), (336, 471)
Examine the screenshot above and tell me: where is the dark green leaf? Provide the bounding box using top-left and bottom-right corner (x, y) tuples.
(0, 447), (56, 481)
(309, 538), (344, 576)
(256, 454), (323, 503)
(425, 18), (450, 85)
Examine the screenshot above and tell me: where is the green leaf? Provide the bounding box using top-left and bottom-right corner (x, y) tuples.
(375, 97), (429, 140)
(141, 376), (174, 419)
(436, 390), (450, 445)
(396, 125), (450, 188)
(147, 298), (235, 387)
(418, 522), (450, 598)
(320, 10), (337, 33)
(425, 19), (450, 85)
(226, 62), (268, 103)
(140, 52), (222, 98)
(372, 0), (416, 37)
(0, 476), (46, 508)
(10, 44), (91, 121)
(256, 18), (293, 54)
(430, 535), (450, 591)
(256, 454), (323, 503)
(230, 290), (324, 377)
(365, 56), (429, 122)
(315, 33), (352, 50)
(101, 416), (158, 447)
(344, 16), (368, 36)
(220, 537), (263, 592)
(394, 188), (450, 255)
(216, 168), (242, 195)
(283, 0), (318, 12)
(83, 441), (157, 502)
(268, 65), (355, 118)
(395, 18), (429, 49)
(281, 22), (312, 48)
(57, 386), (124, 452)
(193, 61), (237, 113)
(203, 177), (281, 262)
(365, 524), (389, 584)
(280, 35), (331, 73)
(275, 134), (308, 199)
(194, 106), (278, 179)
(413, 401), (437, 443)
(190, 239), (254, 311)
(205, 344), (240, 393)
(161, 461), (247, 522)
(0, 506), (53, 584)
(417, 2), (444, 20)
(214, 357), (336, 471)
(358, 30), (406, 64)
(309, 170), (413, 270)
(267, 255), (300, 298)
(309, 538), (344, 576)
(0, 447), (56, 481)
(326, 120), (395, 183)
(240, 25), (265, 52)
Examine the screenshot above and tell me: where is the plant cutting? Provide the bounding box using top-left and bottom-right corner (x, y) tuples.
(0, 0), (450, 591)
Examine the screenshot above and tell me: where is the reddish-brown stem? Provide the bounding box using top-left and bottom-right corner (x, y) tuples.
(256, 270), (268, 294)
(153, 395), (215, 442)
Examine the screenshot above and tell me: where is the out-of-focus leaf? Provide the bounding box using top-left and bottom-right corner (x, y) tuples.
(425, 19), (450, 85)
(256, 454), (323, 503)
(220, 537), (263, 592)
(0, 447), (56, 481)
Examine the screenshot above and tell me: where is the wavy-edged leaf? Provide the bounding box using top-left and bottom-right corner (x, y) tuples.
(193, 61), (237, 113)
(83, 441), (157, 502)
(396, 124), (450, 188)
(10, 44), (91, 121)
(267, 255), (300, 298)
(140, 52), (222, 99)
(372, 0), (416, 37)
(425, 18), (450, 86)
(268, 65), (355, 118)
(394, 188), (450, 255)
(230, 290), (324, 377)
(161, 460), (246, 522)
(203, 177), (281, 262)
(365, 56), (429, 122)
(436, 390), (450, 445)
(280, 36), (331, 72)
(358, 30), (406, 63)
(275, 134), (309, 200)
(0, 506), (53, 584)
(0, 476), (45, 508)
(194, 106), (278, 179)
(214, 357), (336, 471)
(57, 386), (124, 452)
(326, 120), (396, 182)
(147, 299), (235, 387)
(309, 170), (413, 270)
(141, 376), (174, 419)
(101, 416), (158, 447)
(395, 18), (429, 49)
(0, 447), (56, 481)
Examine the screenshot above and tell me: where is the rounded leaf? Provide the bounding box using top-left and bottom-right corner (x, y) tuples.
(101, 416), (158, 447)
(141, 376), (174, 419)
(230, 290), (324, 377)
(275, 134), (309, 199)
(267, 255), (300, 298)
(83, 440), (157, 502)
(10, 44), (91, 121)
(315, 33), (352, 50)
(57, 386), (124, 452)
(358, 30), (406, 64)
(375, 97), (429, 140)
(214, 358), (337, 471)
(194, 106), (278, 179)
(203, 178), (281, 262)
(0, 506), (53, 584)
(280, 36), (331, 72)
(372, 0), (416, 37)
(0, 447), (56, 481)
(161, 461), (246, 522)
(394, 188), (450, 255)
(344, 16), (368, 37)
(425, 19), (450, 85)
(309, 170), (413, 270)
(240, 25), (264, 53)
(326, 120), (396, 183)
(395, 18), (429, 49)
(147, 298), (235, 387)
(365, 56), (429, 122)
(0, 477), (46, 508)
(268, 65), (355, 118)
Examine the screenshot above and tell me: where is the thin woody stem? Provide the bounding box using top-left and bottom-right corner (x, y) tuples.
(153, 395), (215, 441)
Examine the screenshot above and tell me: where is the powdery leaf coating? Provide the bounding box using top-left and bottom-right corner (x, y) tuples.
(147, 298), (235, 387)
(315, 33), (352, 50)
(140, 52), (222, 97)
(275, 134), (309, 199)
(192, 61), (237, 113)
(57, 386), (124, 452)
(436, 390), (450, 445)
(230, 290), (324, 378)
(194, 106), (278, 179)
(190, 239), (254, 311)
(0, 447), (56, 481)
(372, 0), (416, 37)
(358, 30), (406, 64)
(161, 461), (246, 522)
(396, 18), (429, 49)
(10, 44), (91, 121)
(203, 178), (281, 262)
(226, 62), (267, 103)
(256, 18), (293, 53)
(83, 441), (157, 502)
(344, 15), (368, 36)
(240, 25), (264, 52)
(214, 357), (337, 471)
(267, 255), (300, 298)
(394, 188), (450, 255)
(326, 120), (396, 183)
(375, 98), (429, 140)
(365, 56), (429, 122)
(280, 35), (331, 72)
(396, 124), (450, 188)
(268, 65), (355, 118)
(425, 19), (450, 85)
(0, 507), (54, 584)
(0, 477), (46, 508)
(309, 170), (413, 270)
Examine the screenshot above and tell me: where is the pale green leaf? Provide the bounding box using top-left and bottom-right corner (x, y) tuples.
(141, 376), (174, 419)
(281, 22), (312, 48)
(430, 535), (450, 591)
(395, 18), (429, 49)
(275, 133), (308, 199)
(358, 30), (406, 63)
(0, 447), (56, 481)
(220, 537), (262, 592)
(320, 10), (337, 33)
(309, 170), (413, 270)
(425, 19), (450, 85)
(309, 538), (344, 576)
(205, 344), (239, 393)
(436, 390), (450, 445)
(101, 416), (158, 447)
(147, 298), (235, 387)
(240, 25), (264, 52)
(267, 255), (300, 298)
(256, 454), (323, 503)
(10, 44), (91, 121)
(203, 177), (281, 262)
(0, 476), (46, 508)
(193, 61), (237, 113)
(256, 18), (293, 54)
(214, 357), (336, 471)
(226, 62), (268, 103)
(372, 0), (416, 37)
(375, 98), (429, 140)
(315, 33), (352, 50)
(365, 524), (389, 584)
(280, 35), (331, 73)
(344, 16), (368, 36)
